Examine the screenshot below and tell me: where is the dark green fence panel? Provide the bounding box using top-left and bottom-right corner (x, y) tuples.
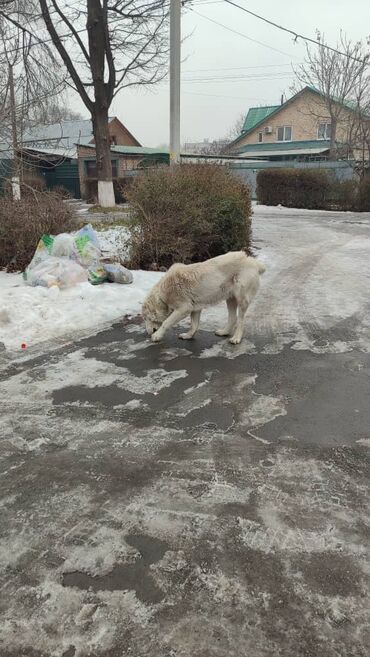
(43, 159), (81, 198)
(0, 159), (13, 194)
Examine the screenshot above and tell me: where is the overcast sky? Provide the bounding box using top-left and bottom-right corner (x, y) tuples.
(71, 0), (370, 146)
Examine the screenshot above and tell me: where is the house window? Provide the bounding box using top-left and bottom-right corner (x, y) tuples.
(110, 135), (117, 145)
(277, 126), (292, 141)
(258, 132), (263, 143)
(85, 160), (118, 178)
(318, 123), (331, 140)
(85, 160), (97, 178)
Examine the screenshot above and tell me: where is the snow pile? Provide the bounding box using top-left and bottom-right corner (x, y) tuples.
(0, 270), (162, 353)
(0, 222), (150, 353)
(97, 226), (131, 262)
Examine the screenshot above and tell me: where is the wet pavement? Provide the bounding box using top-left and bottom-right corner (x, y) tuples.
(0, 207), (369, 657)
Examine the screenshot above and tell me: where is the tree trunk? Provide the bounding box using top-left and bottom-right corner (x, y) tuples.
(92, 106), (115, 207)
(329, 116), (338, 160)
(87, 0), (115, 207)
(9, 64), (21, 200)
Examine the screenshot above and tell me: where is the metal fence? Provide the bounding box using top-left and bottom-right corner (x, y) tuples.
(229, 160), (355, 199)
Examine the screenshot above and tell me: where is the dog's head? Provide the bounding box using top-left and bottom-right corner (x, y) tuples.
(142, 289), (169, 336)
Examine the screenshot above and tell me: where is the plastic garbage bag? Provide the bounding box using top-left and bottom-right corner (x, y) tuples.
(103, 263), (133, 284)
(51, 233), (77, 259)
(24, 224), (108, 286)
(74, 224), (107, 284)
(25, 256), (88, 288)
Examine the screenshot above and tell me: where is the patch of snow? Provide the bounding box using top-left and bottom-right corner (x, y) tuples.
(0, 349), (187, 407)
(239, 393), (287, 428)
(356, 438), (370, 446)
(252, 200), (370, 218)
(199, 339), (256, 359)
(97, 226), (131, 262)
(61, 526), (136, 577)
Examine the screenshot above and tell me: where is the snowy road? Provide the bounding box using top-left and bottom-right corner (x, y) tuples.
(0, 206), (369, 657)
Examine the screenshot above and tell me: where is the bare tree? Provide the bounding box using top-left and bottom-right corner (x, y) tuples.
(227, 112), (245, 140)
(342, 66), (370, 176)
(0, 0), (66, 196)
(15, 0), (169, 207)
(198, 139), (230, 155)
(32, 101), (83, 125)
(294, 32), (370, 159)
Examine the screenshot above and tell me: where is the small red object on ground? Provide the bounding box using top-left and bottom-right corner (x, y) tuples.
(21, 343), (27, 349)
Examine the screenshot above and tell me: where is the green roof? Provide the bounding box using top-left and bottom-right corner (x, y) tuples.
(307, 86), (370, 117)
(239, 139), (330, 153)
(80, 143), (169, 156)
(111, 145), (169, 156)
(242, 106), (279, 133)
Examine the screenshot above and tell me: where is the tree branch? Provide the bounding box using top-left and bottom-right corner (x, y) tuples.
(49, 0), (91, 64)
(38, 0), (93, 112)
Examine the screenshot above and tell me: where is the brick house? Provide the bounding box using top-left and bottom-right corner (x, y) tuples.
(226, 86), (370, 162)
(19, 117), (140, 198)
(78, 144), (171, 200)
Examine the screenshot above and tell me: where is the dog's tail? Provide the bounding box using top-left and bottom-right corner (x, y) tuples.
(256, 259), (266, 275)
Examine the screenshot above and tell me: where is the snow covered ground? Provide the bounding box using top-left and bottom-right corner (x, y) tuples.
(0, 269), (162, 353)
(1, 204), (370, 355)
(0, 223), (159, 354)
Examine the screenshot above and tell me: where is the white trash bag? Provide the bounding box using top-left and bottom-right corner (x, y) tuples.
(25, 256), (88, 289)
(51, 233), (77, 259)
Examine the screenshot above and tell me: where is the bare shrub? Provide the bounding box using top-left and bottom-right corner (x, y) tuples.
(0, 192), (76, 272)
(126, 163), (252, 269)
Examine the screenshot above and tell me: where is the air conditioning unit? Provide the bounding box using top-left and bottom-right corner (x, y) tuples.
(264, 126), (273, 134)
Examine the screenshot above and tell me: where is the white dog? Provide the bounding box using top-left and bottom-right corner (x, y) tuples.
(142, 251), (265, 345)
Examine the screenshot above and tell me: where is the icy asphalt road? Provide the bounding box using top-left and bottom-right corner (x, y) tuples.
(0, 205), (369, 657)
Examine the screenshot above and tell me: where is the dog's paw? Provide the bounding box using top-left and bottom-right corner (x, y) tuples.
(179, 332), (193, 340)
(151, 331), (163, 342)
(229, 335), (242, 345)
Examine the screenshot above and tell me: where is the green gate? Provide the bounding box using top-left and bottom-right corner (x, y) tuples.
(43, 159), (81, 198)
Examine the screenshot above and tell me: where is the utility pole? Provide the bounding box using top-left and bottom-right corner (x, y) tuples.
(8, 64), (20, 200)
(170, 0), (181, 165)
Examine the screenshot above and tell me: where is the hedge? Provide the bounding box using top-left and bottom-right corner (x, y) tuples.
(357, 176), (370, 211)
(126, 163), (252, 269)
(256, 168), (331, 209)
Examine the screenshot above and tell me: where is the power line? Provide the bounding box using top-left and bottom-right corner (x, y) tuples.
(183, 62), (298, 73)
(190, 7), (299, 60)
(183, 90), (271, 100)
(182, 74), (292, 83)
(223, 0), (370, 65)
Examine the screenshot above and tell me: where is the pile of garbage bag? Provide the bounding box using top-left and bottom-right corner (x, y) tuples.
(23, 224), (133, 289)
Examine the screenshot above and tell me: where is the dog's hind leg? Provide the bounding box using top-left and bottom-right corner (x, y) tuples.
(229, 300), (249, 345)
(216, 297), (237, 337)
(179, 310), (201, 340)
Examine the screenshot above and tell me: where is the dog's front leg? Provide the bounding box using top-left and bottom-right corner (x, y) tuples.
(179, 310), (201, 340)
(152, 306), (191, 342)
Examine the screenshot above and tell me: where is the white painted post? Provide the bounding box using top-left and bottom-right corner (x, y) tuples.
(9, 64), (21, 200)
(170, 0), (181, 166)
